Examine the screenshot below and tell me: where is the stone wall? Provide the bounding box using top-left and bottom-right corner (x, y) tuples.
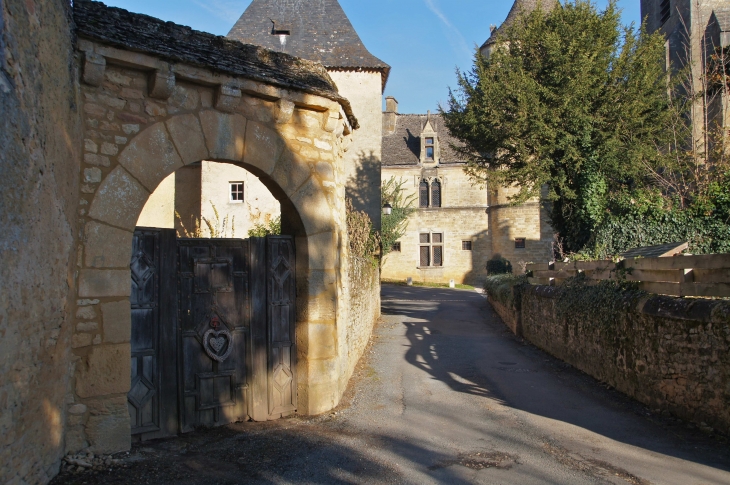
(340, 255), (381, 391)
(329, 70), (383, 230)
(0, 0), (81, 482)
(487, 281), (730, 435)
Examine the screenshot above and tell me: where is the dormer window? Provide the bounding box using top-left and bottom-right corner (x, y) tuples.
(419, 112), (440, 164)
(425, 138), (435, 160)
(271, 21), (291, 49)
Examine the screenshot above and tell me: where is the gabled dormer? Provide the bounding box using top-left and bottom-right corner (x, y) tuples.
(420, 111), (440, 165)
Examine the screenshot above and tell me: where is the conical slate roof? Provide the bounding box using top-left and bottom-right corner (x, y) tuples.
(481, 0), (558, 49)
(228, 0), (389, 84)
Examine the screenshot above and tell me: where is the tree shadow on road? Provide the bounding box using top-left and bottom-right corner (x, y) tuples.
(381, 284), (730, 476)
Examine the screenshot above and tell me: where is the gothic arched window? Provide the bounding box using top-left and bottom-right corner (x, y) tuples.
(431, 179), (441, 208)
(419, 180), (429, 208)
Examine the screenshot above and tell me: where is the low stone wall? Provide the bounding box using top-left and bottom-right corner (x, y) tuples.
(487, 281), (730, 435)
(341, 256), (380, 388)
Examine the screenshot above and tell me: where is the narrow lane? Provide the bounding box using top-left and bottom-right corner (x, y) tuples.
(51, 284), (730, 484)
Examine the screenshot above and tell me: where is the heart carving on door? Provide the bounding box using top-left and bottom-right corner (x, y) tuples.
(202, 328), (234, 362)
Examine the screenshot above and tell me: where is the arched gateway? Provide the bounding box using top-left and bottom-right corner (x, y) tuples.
(69, 1), (363, 453)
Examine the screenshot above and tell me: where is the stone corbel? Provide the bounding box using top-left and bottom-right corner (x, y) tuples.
(82, 52), (106, 87)
(148, 69), (175, 100)
(322, 109), (340, 133)
(274, 99), (295, 124)
(215, 84), (242, 113)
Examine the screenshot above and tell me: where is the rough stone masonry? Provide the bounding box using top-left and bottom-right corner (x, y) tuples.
(0, 1), (381, 483)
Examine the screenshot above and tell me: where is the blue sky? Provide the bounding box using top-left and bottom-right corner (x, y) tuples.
(101, 1), (641, 114)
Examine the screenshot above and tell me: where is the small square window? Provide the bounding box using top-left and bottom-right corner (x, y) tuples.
(462, 241), (472, 251)
(230, 182), (244, 202)
(515, 238), (526, 249)
(420, 233), (430, 244)
(432, 233), (443, 243)
(425, 137), (434, 146)
(391, 242), (401, 252)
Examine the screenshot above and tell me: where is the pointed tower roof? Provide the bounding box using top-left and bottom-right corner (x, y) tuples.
(228, 0), (390, 88)
(481, 0), (558, 50)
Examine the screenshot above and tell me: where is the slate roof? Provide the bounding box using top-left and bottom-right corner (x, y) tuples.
(227, 0), (390, 88)
(73, 0), (358, 128)
(382, 113), (465, 167)
(713, 8), (730, 32)
(481, 0), (558, 49)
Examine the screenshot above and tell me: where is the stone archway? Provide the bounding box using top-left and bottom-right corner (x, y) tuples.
(70, 44), (353, 452)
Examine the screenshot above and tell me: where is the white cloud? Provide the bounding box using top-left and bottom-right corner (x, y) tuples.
(423, 0), (472, 58)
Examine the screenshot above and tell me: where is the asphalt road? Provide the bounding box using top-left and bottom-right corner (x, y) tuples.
(52, 284), (730, 484)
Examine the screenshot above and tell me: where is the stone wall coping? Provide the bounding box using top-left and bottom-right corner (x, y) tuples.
(525, 283), (730, 323)
(73, 0), (358, 129)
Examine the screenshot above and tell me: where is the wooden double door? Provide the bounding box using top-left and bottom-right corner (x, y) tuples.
(128, 229), (297, 440)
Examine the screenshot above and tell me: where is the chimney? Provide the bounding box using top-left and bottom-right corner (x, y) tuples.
(383, 96), (398, 134)
(385, 96), (398, 113)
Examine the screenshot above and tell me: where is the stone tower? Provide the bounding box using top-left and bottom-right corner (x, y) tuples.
(480, 0), (559, 57)
(228, 0), (390, 229)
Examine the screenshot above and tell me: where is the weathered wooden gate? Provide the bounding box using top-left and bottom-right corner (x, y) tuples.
(129, 229), (296, 441)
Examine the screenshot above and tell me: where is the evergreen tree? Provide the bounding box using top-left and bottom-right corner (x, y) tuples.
(442, 1), (670, 252)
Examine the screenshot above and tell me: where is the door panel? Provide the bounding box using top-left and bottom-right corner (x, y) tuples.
(178, 239), (251, 431)
(129, 228), (178, 440)
(267, 237), (297, 418)
(130, 233), (296, 438)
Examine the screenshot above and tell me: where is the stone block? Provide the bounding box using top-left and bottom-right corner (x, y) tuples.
(78, 269), (131, 298)
(100, 142), (118, 156)
(84, 168), (102, 184)
(244, 121), (283, 175)
(170, 85), (201, 111)
(199, 110), (247, 161)
(274, 99), (295, 124)
(307, 357), (339, 386)
(270, 152), (311, 198)
(72, 333), (93, 349)
(84, 222), (134, 268)
(148, 70), (175, 100)
(215, 84), (242, 113)
(68, 404), (88, 416)
(118, 122), (184, 192)
(101, 301), (131, 343)
(85, 396), (131, 454)
(307, 232), (337, 270)
(76, 306), (97, 320)
(308, 323), (337, 359)
(290, 178), (335, 236)
(83, 52), (106, 87)
(165, 114), (209, 165)
(76, 344), (131, 398)
(88, 166), (150, 230)
(306, 383), (338, 415)
(307, 294), (337, 323)
(77, 322), (99, 332)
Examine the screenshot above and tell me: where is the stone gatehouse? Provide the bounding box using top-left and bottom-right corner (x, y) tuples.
(0, 0), (380, 482)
